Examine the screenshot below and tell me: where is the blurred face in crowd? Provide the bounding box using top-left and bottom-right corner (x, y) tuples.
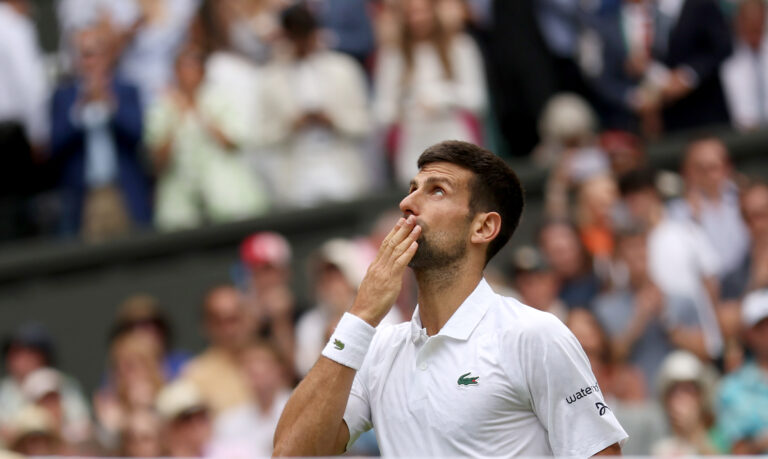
(747, 317), (768, 360)
(514, 270), (559, 311)
(567, 309), (608, 365)
(578, 175), (618, 227)
(405, 0), (436, 40)
(737, 0), (766, 50)
(6, 345), (45, 381)
(617, 233), (648, 286)
(75, 28), (113, 79)
(539, 223), (585, 279)
(175, 47), (206, 95)
(684, 139), (729, 197)
(742, 184), (768, 241)
(166, 410), (211, 457)
(623, 187), (658, 226)
(203, 286), (253, 351)
(111, 334), (163, 409)
(663, 381), (708, 433)
(315, 263), (356, 316)
(242, 344), (288, 406)
(37, 392), (64, 428)
(122, 410), (162, 458)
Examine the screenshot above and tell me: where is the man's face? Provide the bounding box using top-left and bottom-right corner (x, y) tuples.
(742, 186), (768, 241)
(684, 141), (728, 195)
(204, 288), (251, 350)
(399, 162), (474, 270)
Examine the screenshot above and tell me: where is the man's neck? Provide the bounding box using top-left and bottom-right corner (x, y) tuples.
(414, 261), (483, 336)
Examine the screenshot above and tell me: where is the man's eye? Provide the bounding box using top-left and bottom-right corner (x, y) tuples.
(434, 188), (445, 196)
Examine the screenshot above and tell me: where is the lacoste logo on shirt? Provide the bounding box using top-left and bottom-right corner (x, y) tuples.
(565, 383), (601, 404)
(458, 372), (479, 386)
(334, 339), (345, 350)
(595, 402), (611, 416)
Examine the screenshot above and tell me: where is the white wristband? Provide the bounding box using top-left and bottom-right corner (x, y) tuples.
(321, 313), (376, 370)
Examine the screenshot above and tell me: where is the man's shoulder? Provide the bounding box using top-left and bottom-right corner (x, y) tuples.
(485, 293), (570, 339)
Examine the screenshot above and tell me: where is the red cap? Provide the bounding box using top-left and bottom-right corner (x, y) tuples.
(240, 232), (292, 268)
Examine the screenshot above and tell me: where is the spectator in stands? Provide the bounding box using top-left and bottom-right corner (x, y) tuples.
(108, 294), (190, 380)
(574, 175), (620, 274)
(538, 219), (603, 309)
(145, 41), (268, 230)
(716, 288), (768, 454)
(580, 0), (732, 136)
(155, 379), (213, 457)
(214, 341), (292, 457)
(722, 0), (768, 131)
(119, 409), (163, 457)
(182, 285), (253, 416)
(21, 367), (92, 452)
(110, 0), (201, 107)
(599, 130), (646, 178)
(510, 245), (567, 322)
(50, 25), (152, 240)
(668, 137), (749, 279)
(373, 0), (486, 186)
(4, 405), (62, 456)
(592, 229), (708, 391)
(618, 168), (724, 361)
(652, 350), (724, 455)
(256, 3), (372, 207)
(0, 0), (49, 240)
(0, 323), (91, 445)
(537, 93), (610, 188)
(200, 0), (285, 65)
(93, 332), (165, 451)
(722, 182), (768, 300)
(239, 232), (298, 376)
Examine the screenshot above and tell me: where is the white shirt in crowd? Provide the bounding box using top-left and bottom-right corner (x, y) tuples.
(667, 182), (750, 277)
(722, 39), (768, 131)
(647, 218), (723, 357)
(343, 279), (628, 457)
(0, 3), (49, 145)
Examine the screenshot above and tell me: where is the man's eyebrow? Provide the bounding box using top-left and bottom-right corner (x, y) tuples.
(410, 176), (455, 189)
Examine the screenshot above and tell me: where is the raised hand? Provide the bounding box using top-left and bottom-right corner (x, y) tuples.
(350, 215), (421, 327)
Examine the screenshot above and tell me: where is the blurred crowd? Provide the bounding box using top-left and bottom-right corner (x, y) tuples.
(1, 0), (768, 242)
(2, 0), (768, 456)
(2, 131), (768, 456)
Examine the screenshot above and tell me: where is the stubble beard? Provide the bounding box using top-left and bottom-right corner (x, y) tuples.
(408, 229), (468, 272)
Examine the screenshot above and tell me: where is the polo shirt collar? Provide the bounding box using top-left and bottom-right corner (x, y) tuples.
(409, 278), (495, 343)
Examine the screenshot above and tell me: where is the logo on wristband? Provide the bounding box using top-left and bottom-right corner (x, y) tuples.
(334, 339), (345, 351)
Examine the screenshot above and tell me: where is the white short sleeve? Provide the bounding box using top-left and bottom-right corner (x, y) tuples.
(518, 316), (628, 457)
(342, 363), (373, 451)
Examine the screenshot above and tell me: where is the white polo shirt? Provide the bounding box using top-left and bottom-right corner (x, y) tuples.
(343, 279), (628, 457)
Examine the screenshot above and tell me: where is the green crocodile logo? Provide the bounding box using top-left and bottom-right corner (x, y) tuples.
(333, 339), (345, 350)
(458, 372), (479, 386)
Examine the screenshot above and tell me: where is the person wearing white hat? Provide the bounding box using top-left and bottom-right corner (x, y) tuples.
(716, 288), (768, 454)
(155, 379), (212, 458)
(651, 350), (722, 456)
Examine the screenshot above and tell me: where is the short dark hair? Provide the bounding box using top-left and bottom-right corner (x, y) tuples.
(417, 140), (525, 264)
(618, 167), (657, 197)
(280, 2), (317, 40)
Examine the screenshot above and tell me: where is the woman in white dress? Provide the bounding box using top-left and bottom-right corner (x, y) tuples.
(373, 0), (488, 186)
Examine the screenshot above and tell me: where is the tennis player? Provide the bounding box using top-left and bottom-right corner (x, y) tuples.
(274, 141), (628, 456)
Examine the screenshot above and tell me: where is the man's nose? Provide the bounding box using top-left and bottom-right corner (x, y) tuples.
(399, 191), (417, 217)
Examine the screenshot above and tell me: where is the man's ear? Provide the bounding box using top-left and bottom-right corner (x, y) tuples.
(470, 212), (501, 246)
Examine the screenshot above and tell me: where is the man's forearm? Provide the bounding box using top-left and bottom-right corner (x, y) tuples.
(273, 356), (354, 456)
